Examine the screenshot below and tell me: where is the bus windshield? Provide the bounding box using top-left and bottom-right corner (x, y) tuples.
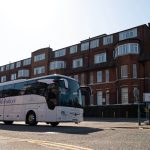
(59, 78), (82, 108)
(45, 78), (82, 109)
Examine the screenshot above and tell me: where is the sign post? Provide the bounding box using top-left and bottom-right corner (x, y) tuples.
(133, 88), (140, 126)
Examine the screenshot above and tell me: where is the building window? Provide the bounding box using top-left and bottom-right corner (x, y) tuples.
(121, 65), (128, 79)
(55, 49), (66, 58)
(6, 64), (10, 71)
(80, 73), (84, 85)
(70, 45), (77, 54)
(18, 70), (29, 77)
(73, 58), (83, 68)
(74, 75), (79, 81)
(10, 63), (15, 70)
(105, 70), (109, 82)
(114, 43), (139, 58)
(0, 66), (5, 72)
(106, 90), (110, 105)
(34, 66), (45, 75)
(121, 88), (128, 104)
(90, 39), (99, 49)
(11, 73), (17, 80)
(133, 64), (137, 78)
(97, 71), (102, 82)
(103, 35), (113, 45)
(119, 28), (137, 41)
(1, 76), (6, 82)
(89, 72), (93, 84)
(97, 91), (103, 105)
(34, 53), (45, 62)
(16, 61), (21, 68)
(50, 61), (66, 70)
(23, 58), (31, 66)
(94, 53), (106, 64)
(81, 42), (89, 51)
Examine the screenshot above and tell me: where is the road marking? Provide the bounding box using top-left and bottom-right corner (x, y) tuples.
(27, 139), (92, 150)
(0, 136), (93, 150)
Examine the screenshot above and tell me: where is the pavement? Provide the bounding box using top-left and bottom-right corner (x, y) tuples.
(83, 117), (150, 129)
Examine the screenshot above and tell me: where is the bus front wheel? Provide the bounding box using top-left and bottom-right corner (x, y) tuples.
(3, 121), (13, 125)
(26, 111), (37, 126)
(50, 122), (59, 127)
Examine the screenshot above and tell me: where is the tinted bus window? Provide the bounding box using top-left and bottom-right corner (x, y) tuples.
(14, 82), (27, 96)
(59, 79), (82, 108)
(0, 86), (3, 98)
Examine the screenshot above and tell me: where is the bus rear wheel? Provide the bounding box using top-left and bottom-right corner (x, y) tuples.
(50, 122), (59, 127)
(3, 121), (13, 125)
(26, 111), (37, 126)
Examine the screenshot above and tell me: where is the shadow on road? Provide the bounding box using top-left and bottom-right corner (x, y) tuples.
(0, 123), (102, 135)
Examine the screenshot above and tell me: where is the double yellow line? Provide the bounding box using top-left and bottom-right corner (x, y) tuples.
(27, 139), (93, 150)
(0, 136), (93, 150)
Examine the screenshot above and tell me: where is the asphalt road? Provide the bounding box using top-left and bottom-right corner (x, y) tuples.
(0, 118), (150, 150)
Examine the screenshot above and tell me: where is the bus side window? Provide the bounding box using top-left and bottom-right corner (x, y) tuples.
(0, 87), (3, 98)
(14, 82), (26, 96)
(36, 82), (47, 96)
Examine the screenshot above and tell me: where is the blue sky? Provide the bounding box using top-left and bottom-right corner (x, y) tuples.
(0, 0), (150, 65)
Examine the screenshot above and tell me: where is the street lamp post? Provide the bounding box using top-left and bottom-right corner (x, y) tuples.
(133, 88), (141, 126)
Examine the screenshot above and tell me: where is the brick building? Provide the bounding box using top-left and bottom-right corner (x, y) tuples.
(0, 23), (150, 117)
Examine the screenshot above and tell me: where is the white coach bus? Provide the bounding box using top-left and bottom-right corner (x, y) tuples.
(0, 74), (83, 126)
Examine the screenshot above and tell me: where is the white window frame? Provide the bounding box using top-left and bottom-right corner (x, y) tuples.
(97, 91), (103, 105)
(81, 42), (89, 51)
(6, 64), (10, 71)
(94, 53), (106, 64)
(11, 73), (17, 81)
(90, 39), (99, 49)
(89, 72), (93, 84)
(103, 35), (113, 45)
(133, 64), (137, 78)
(1, 76), (6, 82)
(121, 65), (128, 79)
(34, 66), (45, 75)
(55, 49), (66, 58)
(119, 28), (137, 41)
(16, 61), (21, 68)
(0, 66), (5, 72)
(97, 71), (102, 82)
(73, 58), (83, 68)
(18, 70), (29, 77)
(70, 45), (77, 54)
(80, 73), (84, 85)
(34, 53), (45, 62)
(121, 88), (128, 104)
(115, 43), (139, 58)
(23, 58), (31, 66)
(50, 61), (66, 70)
(105, 70), (109, 82)
(10, 63), (15, 70)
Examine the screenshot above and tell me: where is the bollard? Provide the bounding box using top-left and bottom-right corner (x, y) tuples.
(102, 112), (103, 118)
(126, 111), (128, 118)
(114, 112), (115, 118)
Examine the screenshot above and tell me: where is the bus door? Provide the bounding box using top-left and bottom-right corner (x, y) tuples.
(38, 79), (58, 121)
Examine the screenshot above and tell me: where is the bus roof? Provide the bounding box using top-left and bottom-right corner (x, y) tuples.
(0, 74), (77, 87)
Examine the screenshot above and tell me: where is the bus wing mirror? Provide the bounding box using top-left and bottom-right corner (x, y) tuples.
(59, 78), (68, 89)
(63, 79), (68, 89)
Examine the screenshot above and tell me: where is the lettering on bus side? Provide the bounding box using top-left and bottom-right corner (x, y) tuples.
(0, 98), (16, 104)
